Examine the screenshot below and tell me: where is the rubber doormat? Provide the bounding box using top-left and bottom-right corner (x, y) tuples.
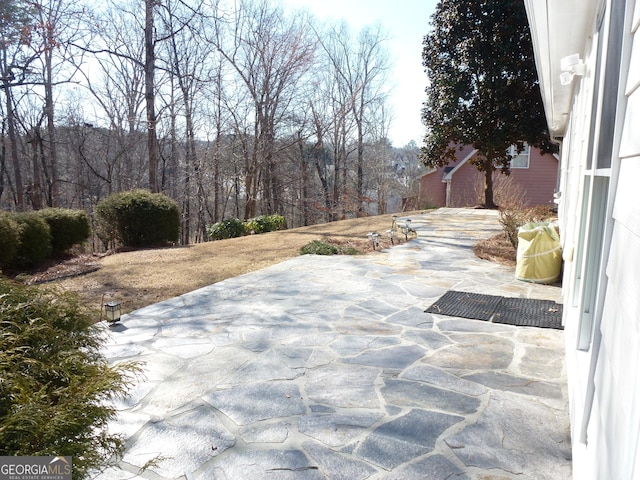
(425, 290), (563, 330)
(424, 291), (501, 321)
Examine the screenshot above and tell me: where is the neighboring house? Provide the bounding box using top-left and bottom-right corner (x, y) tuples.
(418, 144), (558, 208)
(525, 0), (640, 478)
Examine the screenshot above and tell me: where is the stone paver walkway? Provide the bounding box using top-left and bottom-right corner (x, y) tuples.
(94, 208), (571, 480)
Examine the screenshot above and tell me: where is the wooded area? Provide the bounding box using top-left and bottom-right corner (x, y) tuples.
(0, 0), (422, 245)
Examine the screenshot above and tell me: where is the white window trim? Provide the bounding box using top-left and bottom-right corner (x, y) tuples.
(508, 144), (531, 169)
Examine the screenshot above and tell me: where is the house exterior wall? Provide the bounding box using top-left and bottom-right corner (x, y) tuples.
(449, 162), (483, 207)
(418, 147), (557, 208)
(507, 148), (558, 206)
(525, 0), (640, 478)
(419, 169), (447, 207)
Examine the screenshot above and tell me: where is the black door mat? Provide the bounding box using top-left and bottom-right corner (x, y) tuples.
(424, 291), (502, 321)
(425, 290), (563, 330)
(492, 297), (563, 329)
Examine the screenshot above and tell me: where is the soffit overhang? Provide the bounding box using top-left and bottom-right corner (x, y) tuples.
(524, 0), (599, 137)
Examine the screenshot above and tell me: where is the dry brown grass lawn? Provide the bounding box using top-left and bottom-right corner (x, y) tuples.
(24, 210), (514, 316)
(41, 212), (426, 315)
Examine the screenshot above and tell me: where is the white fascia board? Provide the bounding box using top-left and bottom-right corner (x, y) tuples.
(524, 0), (599, 137)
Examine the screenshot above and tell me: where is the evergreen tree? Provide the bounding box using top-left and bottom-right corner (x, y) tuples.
(0, 278), (140, 478)
(421, 0), (552, 208)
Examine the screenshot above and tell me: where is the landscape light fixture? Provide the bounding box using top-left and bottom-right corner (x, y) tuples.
(104, 300), (122, 325)
(367, 232), (381, 250)
(386, 228), (395, 245)
(401, 219), (412, 241)
(391, 215), (398, 235)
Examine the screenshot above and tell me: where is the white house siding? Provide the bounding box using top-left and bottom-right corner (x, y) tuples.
(526, 0), (640, 478)
(550, 0), (640, 478)
(601, 6), (640, 478)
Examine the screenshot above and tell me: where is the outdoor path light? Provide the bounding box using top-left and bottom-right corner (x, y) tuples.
(401, 219), (412, 241)
(367, 232), (381, 250)
(104, 300), (122, 325)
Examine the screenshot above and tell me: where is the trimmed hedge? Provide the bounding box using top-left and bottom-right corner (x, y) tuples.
(206, 214), (287, 241)
(38, 208), (91, 256)
(0, 208), (90, 268)
(206, 218), (247, 240)
(245, 214), (287, 234)
(95, 190), (180, 248)
(12, 212), (52, 268)
(0, 212), (21, 269)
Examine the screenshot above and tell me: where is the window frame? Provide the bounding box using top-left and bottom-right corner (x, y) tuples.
(508, 144), (531, 169)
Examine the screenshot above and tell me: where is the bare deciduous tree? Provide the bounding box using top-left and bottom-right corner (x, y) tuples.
(214, 0), (316, 219)
(318, 21), (391, 216)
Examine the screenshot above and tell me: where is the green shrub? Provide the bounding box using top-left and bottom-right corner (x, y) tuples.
(206, 218), (247, 240)
(38, 208), (91, 256)
(13, 212), (52, 267)
(300, 240), (339, 255)
(499, 205), (555, 249)
(339, 245), (362, 255)
(245, 214), (287, 234)
(0, 212), (21, 268)
(95, 189), (180, 248)
(0, 277), (139, 478)
(301, 239), (362, 255)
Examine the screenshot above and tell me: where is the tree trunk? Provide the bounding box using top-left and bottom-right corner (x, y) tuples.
(244, 121), (260, 219)
(244, 153), (258, 220)
(145, 0), (159, 192)
(5, 89), (24, 210)
(339, 123), (348, 220)
(483, 157), (497, 208)
(298, 133), (310, 226)
(213, 71), (222, 222)
(0, 122), (6, 202)
(213, 134), (221, 222)
(43, 44), (59, 206)
(356, 119), (364, 216)
(29, 128), (43, 210)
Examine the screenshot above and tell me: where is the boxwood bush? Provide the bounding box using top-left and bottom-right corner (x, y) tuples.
(206, 217), (247, 240)
(38, 208), (91, 256)
(12, 212), (52, 268)
(0, 277), (139, 478)
(206, 214), (287, 241)
(245, 214), (287, 234)
(95, 189), (180, 248)
(0, 212), (21, 269)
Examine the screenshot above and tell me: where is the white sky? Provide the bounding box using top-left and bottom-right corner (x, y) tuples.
(281, 0), (439, 148)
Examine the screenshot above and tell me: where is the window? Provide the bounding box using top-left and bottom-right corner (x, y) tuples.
(508, 144), (530, 168)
